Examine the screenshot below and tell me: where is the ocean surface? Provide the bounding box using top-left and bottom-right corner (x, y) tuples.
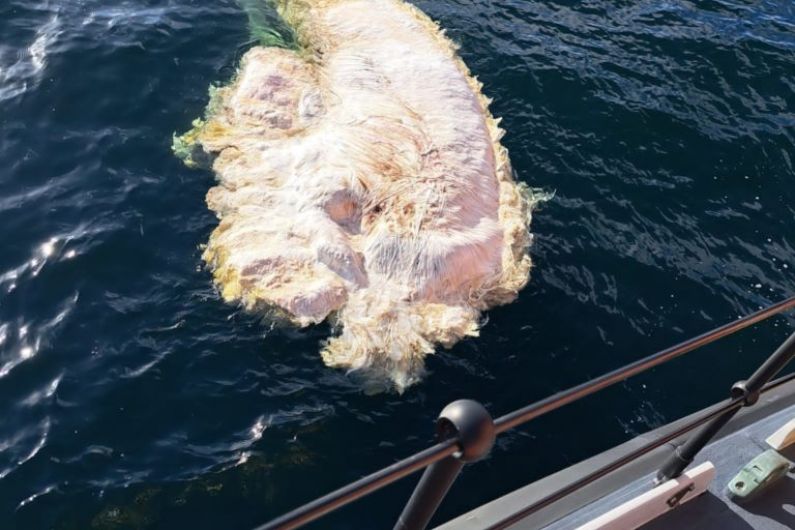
(1, 0), (794, 528)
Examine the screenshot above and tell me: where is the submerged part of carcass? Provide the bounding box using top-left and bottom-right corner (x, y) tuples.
(176, 0), (536, 390)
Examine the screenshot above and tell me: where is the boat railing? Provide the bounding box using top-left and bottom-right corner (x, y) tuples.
(254, 295), (795, 530)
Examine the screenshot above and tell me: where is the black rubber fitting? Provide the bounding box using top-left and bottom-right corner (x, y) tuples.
(436, 400), (495, 463)
(731, 380), (760, 406)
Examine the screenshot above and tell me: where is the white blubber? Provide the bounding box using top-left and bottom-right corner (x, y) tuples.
(178, 0), (536, 391)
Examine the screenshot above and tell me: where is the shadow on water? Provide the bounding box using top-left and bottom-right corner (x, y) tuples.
(55, 449), (319, 530)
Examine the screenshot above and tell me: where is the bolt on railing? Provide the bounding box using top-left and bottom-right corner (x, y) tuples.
(486, 348), (795, 530)
(255, 294), (795, 530)
(395, 400), (495, 530)
(657, 329), (795, 483)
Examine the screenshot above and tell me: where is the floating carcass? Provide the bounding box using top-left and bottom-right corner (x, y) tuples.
(176, 0), (536, 390)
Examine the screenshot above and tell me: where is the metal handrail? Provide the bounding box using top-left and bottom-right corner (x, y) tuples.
(486, 370), (795, 530)
(656, 326), (795, 482)
(258, 441), (459, 530)
(493, 294), (795, 434)
(255, 294), (795, 530)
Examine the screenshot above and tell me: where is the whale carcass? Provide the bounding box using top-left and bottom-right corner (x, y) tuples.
(176, 0), (536, 390)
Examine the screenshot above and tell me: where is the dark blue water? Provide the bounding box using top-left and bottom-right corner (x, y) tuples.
(1, 1), (793, 528)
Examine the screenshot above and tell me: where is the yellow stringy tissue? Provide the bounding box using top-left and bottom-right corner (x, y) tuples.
(176, 0), (539, 391)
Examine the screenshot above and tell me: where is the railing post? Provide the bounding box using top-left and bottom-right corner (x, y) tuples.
(657, 330), (795, 483)
(394, 400), (495, 530)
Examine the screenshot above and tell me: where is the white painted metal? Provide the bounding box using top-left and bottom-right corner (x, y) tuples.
(765, 418), (795, 450)
(574, 462), (715, 530)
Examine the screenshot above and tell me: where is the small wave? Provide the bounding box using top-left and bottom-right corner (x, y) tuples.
(0, 342), (40, 379)
(29, 15), (60, 72)
(16, 418), (49, 467)
(0, 418), (50, 481)
(121, 350), (167, 379)
(0, 12), (61, 103)
(17, 485), (56, 511)
(235, 415), (270, 465)
(0, 234), (84, 294)
(0, 237), (57, 292)
(0, 290), (78, 380)
(20, 374), (63, 407)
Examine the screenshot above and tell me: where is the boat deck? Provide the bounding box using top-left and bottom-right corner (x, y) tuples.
(549, 401), (795, 530)
(438, 378), (795, 530)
